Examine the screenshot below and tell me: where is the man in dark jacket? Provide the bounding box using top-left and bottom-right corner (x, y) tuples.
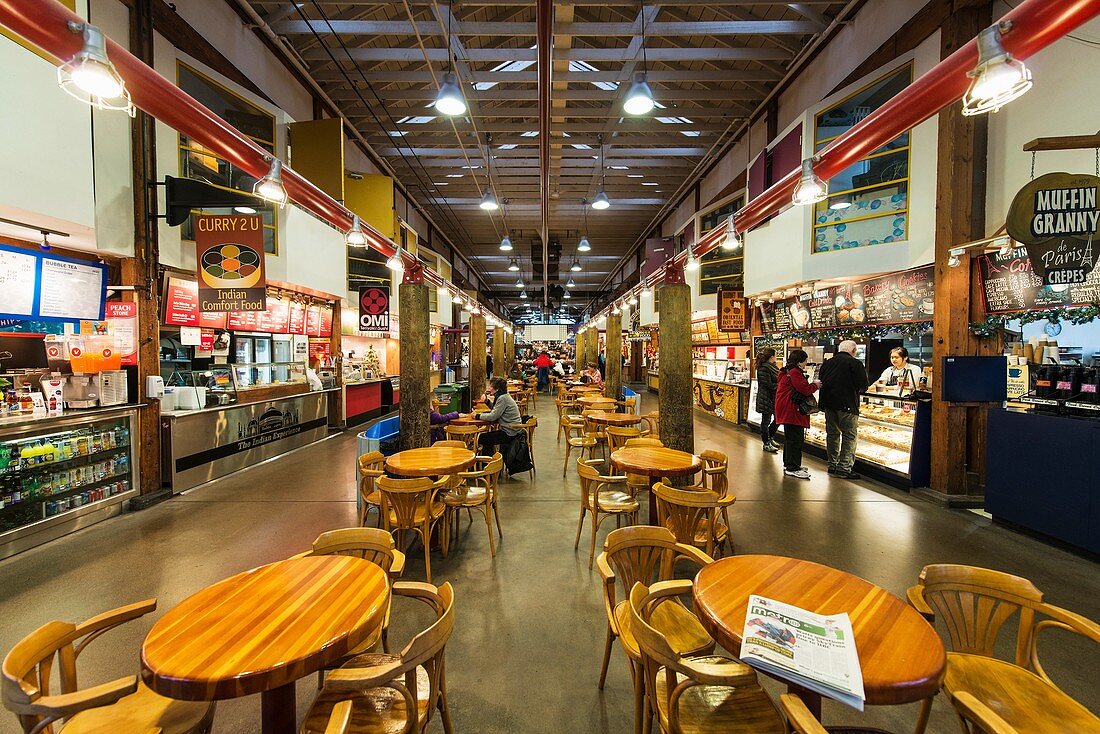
(818, 340), (868, 479)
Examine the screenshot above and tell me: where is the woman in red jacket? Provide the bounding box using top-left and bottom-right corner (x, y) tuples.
(773, 349), (820, 480)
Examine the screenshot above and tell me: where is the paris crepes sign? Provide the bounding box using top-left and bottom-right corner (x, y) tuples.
(358, 285), (391, 333)
(1006, 172), (1100, 287)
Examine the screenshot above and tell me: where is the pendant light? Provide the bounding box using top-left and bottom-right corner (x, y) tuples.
(627, 294), (637, 305)
(345, 215), (367, 247)
(623, 5), (655, 115)
(453, 292), (464, 306)
(508, 257), (520, 272)
(685, 248), (700, 272)
(570, 258), (582, 272)
(253, 158), (289, 206)
(591, 136), (611, 210)
(499, 234), (513, 251)
(578, 204), (593, 252)
(828, 194), (851, 210)
(515, 276), (524, 288)
(57, 22), (135, 116)
(480, 135), (500, 211)
(962, 23), (1033, 116)
(719, 215), (741, 252)
(386, 245), (405, 272)
(433, 1), (466, 116)
(791, 158), (827, 206)
(437, 284), (448, 299)
(563, 290), (571, 299)
(566, 277), (576, 288)
(641, 285), (652, 298)
(520, 289), (528, 300)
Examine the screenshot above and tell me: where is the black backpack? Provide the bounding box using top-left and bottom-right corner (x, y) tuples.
(504, 431), (533, 475)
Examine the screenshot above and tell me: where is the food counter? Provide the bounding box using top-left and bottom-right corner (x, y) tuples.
(161, 389), (336, 493)
(692, 376), (750, 425)
(341, 377), (396, 427)
(985, 408), (1100, 554)
(0, 405), (140, 560)
(804, 393), (932, 488)
(647, 370), (660, 393)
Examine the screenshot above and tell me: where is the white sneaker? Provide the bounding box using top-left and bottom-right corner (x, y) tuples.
(784, 468), (811, 480)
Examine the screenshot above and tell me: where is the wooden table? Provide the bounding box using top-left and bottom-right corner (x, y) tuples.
(577, 394), (615, 406)
(693, 555), (946, 720)
(569, 386), (600, 394)
(386, 446), (476, 477)
(610, 446), (701, 522)
(449, 416), (492, 427)
(585, 410), (642, 427)
(142, 556), (389, 734)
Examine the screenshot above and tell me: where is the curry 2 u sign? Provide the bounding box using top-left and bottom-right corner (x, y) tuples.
(358, 285), (391, 333)
(1007, 172), (1099, 287)
(194, 213), (267, 312)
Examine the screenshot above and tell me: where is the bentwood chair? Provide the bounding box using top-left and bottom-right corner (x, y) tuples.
(433, 440), (467, 449)
(907, 564), (1100, 734)
(606, 426), (642, 454)
(694, 450), (735, 554)
(377, 475), (450, 583)
(640, 411), (660, 437)
(596, 527), (715, 734)
(357, 451), (386, 528)
(653, 483), (732, 558)
(1, 600), (216, 734)
(557, 403), (576, 443)
(625, 437), (664, 449)
(443, 425), (485, 453)
(443, 453), (503, 556)
(303, 528), (406, 682)
(300, 582), (455, 734)
(321, 701), (353, 734)
(521, 416), (538, 475)
(575, 459), (640, 568)
(563, 419), (598, 477)
(628, 581), (785, 734)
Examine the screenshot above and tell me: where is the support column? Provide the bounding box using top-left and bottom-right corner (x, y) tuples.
(469, 313), (487, 408)
(605, 312), (622, 401)
(575, 329), (586, 372)
(923, 0), (994, 507)
(585, 327), (598, 371)
(506, 329), (515, 369)
(399, 263), (430, 450)
(659, 263), (693, 454)
(492, 325), (505, 377)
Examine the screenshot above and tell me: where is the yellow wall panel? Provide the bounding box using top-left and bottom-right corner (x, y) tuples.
(345, 173), (394, 241)
(288, 118), (345, 202)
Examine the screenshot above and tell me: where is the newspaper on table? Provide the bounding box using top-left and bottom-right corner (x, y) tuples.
(739, 595), (866, 711)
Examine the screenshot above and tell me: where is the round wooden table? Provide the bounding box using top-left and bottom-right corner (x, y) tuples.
(569, 386), (600, 394)
(449, 416), (492, 427)
(142, 556), (389, 734)
(386, 446), (476, 477)
(577, 394), (615, 406)
(610, 446), (702, 523)
(585, 410), (642, 427)
(693, 555), (946, 719)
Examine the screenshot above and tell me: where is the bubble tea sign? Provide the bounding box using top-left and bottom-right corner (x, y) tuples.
(194, 214), (268, 312)
(1006, 172), (1100, 287)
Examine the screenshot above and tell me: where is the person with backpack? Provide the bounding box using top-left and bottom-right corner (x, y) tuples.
(464, 376), (523, 459)
(773, 349), (820, 480)
(819, 339), (869, 479)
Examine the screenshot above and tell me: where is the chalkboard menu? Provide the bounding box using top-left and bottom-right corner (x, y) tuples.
(755, 266), (935, 333)
(979, 249), (1100, 314)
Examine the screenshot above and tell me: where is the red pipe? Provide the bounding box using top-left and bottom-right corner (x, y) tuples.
(536, 0), (552, 305)
(0, 0), (461, 290)
(728, 0), (1100, 242)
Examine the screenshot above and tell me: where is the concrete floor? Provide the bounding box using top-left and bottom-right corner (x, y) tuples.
(0, 389), (1098, 733)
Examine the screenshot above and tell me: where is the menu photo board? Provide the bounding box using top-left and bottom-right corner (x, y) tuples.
(979, 246), (1100, 314)
(194, 213), (267, 313)
(0, 243), (107, 323)
(717, 288), (747, 332)
(164, 277), (230, 328)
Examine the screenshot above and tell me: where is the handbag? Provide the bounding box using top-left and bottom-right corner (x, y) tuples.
(787, 372), (820, 415)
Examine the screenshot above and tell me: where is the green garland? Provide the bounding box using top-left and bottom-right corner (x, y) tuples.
(776, 321), (933, 341)
(969, 302), (1100, 339)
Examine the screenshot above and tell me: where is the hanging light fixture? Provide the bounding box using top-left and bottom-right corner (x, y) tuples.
(947, 248), (963, 268)
(719, 215), (741, 252)
(515, 277), (524, 288)
(577, 234), (591, 252)
(480, 189), (499, 211)
(508, 257), (520, 272)
(591, 136), (611, 210)
(386, 245), (405, 272)
(520, 289), (528, 300)
(627, 294), (637, 305)
(57, 22), (135, 116)
(578, 202), (593, 251)
(623, 7), (654, 115)
(437, 284), (448, 299)
(499, 234), (513, 251)
(253, 158), (289, 206)
(432, 1), (466, 115)
(612, 304), (620, 315)
(563, 290), (571, 299)
(570, 258), (582, 272)
(641, 285), (652, 298)
(480, 134), (500, 210)
(685, 248), (700, 272)
(566, 277), (576, 288)
(453, 292), (464, 306)
(345, 215), (367, 247)
(828, 194), (851, 211)
(997, 238), (1014, 258)
(962, 23), (1033, 116)
(791, 158), (828, 206)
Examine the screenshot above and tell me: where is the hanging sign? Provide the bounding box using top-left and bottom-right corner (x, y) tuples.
(717, 288), (747, 332)
(194, 213), (267, 312)
(358, 285), (391, 332)
(1006, 172), (1100, 286)
(104, 302), (139, 366)
(0, 243), (107, 322)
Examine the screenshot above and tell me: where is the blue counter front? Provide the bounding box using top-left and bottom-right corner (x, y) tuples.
(985, 408), (1100, 555)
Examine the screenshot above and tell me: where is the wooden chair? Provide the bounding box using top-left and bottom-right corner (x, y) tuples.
(606, 426), (642, 453)
(575, 459), (640, 568)
(433, 440), (467, 449)
(321, 700), (353, 734)
(640, 411), (660, 437)
(628, 581), (785, 734)
(1, 600), (215, 734)
(443, 424), (484, 453)
(596, 527), (715, 733)
(557, 403), (577, 443)
(952, 692), (1019, 734)
(907, 564), (1100, 734)
(300, 581), (455, 734)
(625, 437), (663, 449)
(377, 475), (450, 583)
(521, 416), (537, 475)
(443, 453), (503, 556)
(694, 450), (735, 554)
(563, 419), (598, 477)
(653, 483), (732, 558)
(357, 451), (386, 528)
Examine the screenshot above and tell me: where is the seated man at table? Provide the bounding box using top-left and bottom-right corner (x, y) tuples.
(581, 362), (604, 388)
(464, 377), (523, 455)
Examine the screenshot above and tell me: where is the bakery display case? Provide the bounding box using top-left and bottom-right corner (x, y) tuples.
(805, 393), (931, 487)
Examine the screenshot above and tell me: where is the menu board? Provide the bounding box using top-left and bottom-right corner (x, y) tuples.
(227, 310), (260, 331)
(318, 304), (334, 338)
(756, 266), (935, 333)
(305, 306), (322, 336)
(0, 244), (106, 322)
(259, 299), (290, 333)
(979, 249), (1100, 314)
(288, 301), (307, 335)
(165, 277), (230, 328)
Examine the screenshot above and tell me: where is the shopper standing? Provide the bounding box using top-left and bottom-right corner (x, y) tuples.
(754, 348), (781, 453)
(534, 350), (553, 391)
(819, 339), (869, 480)
(774, 349), (819, 480)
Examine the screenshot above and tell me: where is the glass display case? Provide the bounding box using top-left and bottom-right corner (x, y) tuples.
(167, 368), (237, 408)
(0, 410), (138, 556)
(230, 361), (306, 391)
(806, 393), (918, 476)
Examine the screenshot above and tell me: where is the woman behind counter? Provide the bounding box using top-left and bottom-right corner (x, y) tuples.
(877, 346), (921, 394)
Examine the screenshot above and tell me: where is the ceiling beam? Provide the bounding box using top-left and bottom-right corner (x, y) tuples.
(378, 146), (710, 157)
(350, 119), (732, 132)
(327, 87), (762, 102)
(309, 68), (786, 84)
(300, 46), (790, 62)
(274, 19), (820, 36)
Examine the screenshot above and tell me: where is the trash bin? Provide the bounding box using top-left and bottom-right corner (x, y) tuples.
(433, 384), (463, 413)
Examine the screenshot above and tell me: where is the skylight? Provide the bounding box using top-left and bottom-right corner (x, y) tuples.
(474, 48), (537, 91)
(396, 116), (436, 124)
(568, 60), (618, 91)
(562, 131), (591, 151)
(498, 144), (518, 150)
(656, 114), (701, 137)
